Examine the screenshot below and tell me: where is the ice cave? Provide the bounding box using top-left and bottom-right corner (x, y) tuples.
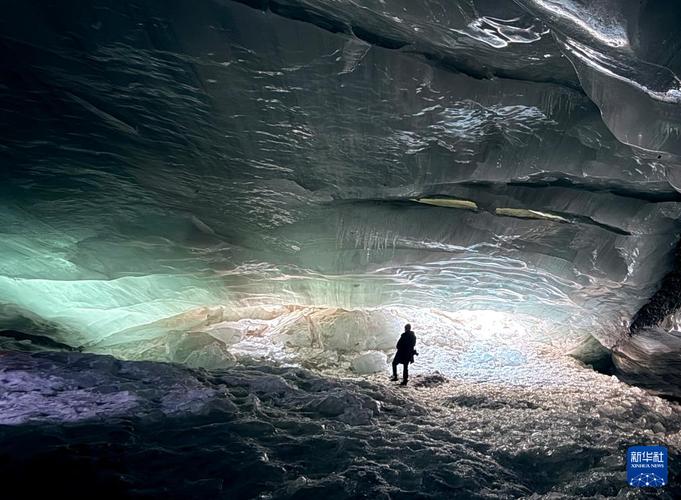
(1, 0), (681, 498)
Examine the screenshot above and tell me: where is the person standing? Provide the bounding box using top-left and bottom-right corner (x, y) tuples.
(390, 324), (417, 386)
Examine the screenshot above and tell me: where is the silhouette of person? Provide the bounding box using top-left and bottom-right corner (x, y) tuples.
(391, 323), (417, 385)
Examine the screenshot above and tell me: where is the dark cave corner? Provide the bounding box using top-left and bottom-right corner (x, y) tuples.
(630, 237), (681, 334)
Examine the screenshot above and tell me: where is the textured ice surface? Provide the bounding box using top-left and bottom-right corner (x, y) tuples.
(613, 328), (681, 399)
(1, 350), (680, 498)
(3, 1), (681, 495)
(0, 352), (228, 425)
(350, 351), (388, 374)
(80, 305), (589, 388)
(516, 0), (681, 154)
(1, 0), (681, 357)
(2, 0), (681, 401)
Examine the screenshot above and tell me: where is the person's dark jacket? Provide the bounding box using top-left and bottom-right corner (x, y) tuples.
(394, 331), (417, 364)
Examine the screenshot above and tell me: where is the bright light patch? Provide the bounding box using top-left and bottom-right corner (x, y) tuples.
(220, 305), (584, 387)
(412, 198), (478, 210)
(495, 207), (569, 222)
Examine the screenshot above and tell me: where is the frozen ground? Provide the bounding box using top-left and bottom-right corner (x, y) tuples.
(1, 347), (680, 499)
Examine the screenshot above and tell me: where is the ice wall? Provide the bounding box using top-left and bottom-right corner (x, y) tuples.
(1, 0), (681, 374)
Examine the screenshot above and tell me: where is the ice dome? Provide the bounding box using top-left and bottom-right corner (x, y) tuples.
(1, 0), (681, 498)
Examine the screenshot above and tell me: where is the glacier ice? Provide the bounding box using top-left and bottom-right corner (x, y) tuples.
(2, 0), (681, 360)
(350, 351), (388, 374)
(2, 0), (681, 495)
(612, 327), (681, 399)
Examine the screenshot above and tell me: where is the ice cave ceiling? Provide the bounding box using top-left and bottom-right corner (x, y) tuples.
(2, 0), (681, 370)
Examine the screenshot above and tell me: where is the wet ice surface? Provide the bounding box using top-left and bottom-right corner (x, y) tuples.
(1, 349), (680, 499)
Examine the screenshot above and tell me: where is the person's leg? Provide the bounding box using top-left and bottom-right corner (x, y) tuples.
(402, 362), (408, 383)
(391, 358), (399, 380)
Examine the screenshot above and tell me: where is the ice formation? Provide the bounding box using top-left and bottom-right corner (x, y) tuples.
(1, 350), (680, 497)
(3, 0), (681, 353)
(2, 0), (681, 496)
